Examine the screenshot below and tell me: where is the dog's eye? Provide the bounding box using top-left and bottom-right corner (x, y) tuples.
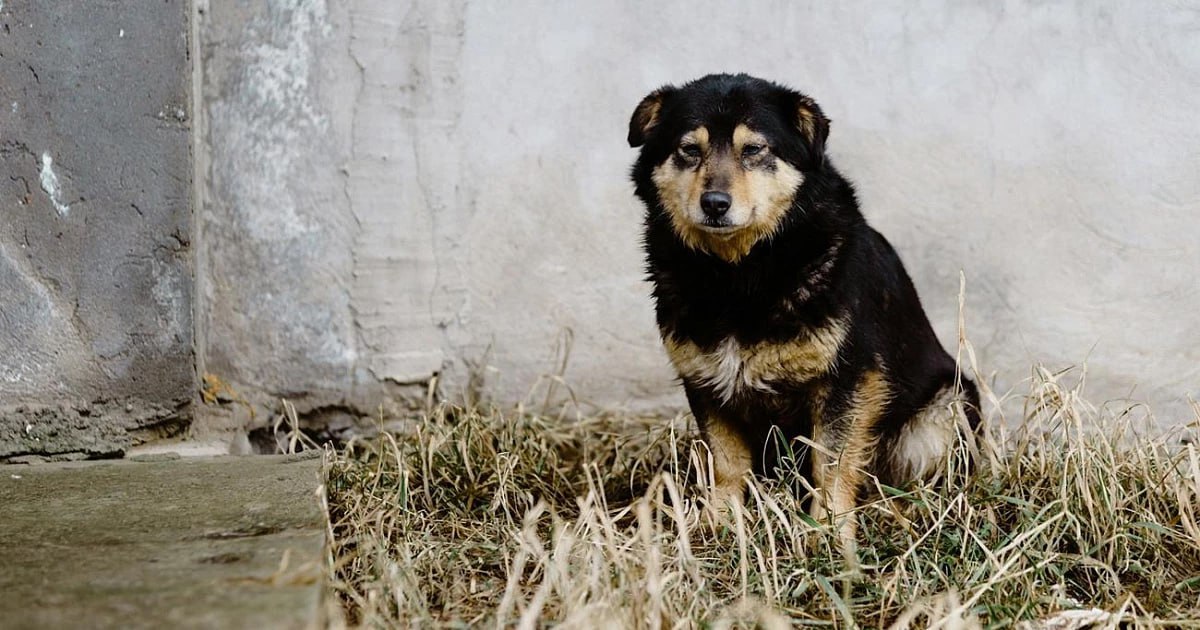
(742, 144), (766, 157)
(678, 144), (702, 158)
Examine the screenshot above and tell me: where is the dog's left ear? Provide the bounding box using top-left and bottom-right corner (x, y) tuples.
(793, 94), (831, 168)
(628, 86), (675, 148)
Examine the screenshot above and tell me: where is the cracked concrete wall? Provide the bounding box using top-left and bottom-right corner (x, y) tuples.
(195, 0), (363, 442)
(0, 1), (194, 459)
(198, 1), (1200, 433)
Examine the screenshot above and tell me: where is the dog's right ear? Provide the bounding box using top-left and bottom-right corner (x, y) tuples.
(628, 86), (675, 148)
(792, 93), (831, 168)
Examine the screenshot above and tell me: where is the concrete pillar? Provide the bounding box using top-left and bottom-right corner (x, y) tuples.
(0, 1), (195, 460)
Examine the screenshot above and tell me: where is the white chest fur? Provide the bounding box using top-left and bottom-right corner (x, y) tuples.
(662, 319), (847, 404)
(685, 337), (773, 403)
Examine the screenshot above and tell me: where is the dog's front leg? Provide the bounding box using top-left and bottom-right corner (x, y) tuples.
(809, 422), (871, 553)
(809, 369), (888, 556)
(684, 384), (753, 507)
(699, 413), (753, 508)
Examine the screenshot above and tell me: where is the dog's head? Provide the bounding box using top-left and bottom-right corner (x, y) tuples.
(629, 74), (830, 262)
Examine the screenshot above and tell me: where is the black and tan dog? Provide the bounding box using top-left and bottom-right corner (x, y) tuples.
(628, 74), (980, 547)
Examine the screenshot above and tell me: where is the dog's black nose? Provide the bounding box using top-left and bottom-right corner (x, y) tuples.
(700, 191), (732, 218)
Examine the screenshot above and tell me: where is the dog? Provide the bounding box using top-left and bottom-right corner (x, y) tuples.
(628, 74), (980, 548)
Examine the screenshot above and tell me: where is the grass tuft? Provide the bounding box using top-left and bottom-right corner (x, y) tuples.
(320, 368), (1200, 627)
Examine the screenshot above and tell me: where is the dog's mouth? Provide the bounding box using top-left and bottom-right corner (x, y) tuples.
(696, 221), (740, 235)
(694, 206), (755, 235)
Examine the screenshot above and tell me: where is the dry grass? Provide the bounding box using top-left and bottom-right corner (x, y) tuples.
(318, 362), (1200, 628)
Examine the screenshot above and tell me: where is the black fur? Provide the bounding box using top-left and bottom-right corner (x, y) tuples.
(629, 73), (980, 488)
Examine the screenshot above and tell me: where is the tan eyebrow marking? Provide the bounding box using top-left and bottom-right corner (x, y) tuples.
(733, 124), (768, 152)
(680, 126), (710, 151)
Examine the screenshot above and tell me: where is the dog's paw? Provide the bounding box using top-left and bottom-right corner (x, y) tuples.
(803, 499), (861, 568)
(701, 483), (742, 522)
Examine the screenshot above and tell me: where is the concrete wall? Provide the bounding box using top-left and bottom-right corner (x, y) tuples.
(196, 1), (1200, 432)
(7, 1), (1192, 454)
(195, 0), (365, 442)
(0, 1), (195, 459)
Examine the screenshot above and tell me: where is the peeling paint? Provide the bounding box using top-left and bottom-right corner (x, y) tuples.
(38, 153), (70, 217)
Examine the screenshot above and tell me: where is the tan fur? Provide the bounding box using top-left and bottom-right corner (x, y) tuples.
(806, 381), (832, 423)
(884, 385), (976, 484)
(703, 414), (753, 506)
(810, 368), (890, 548)
(630, 91), (666, 142)
(794, 96), (825, 145)
(796, 108), (818, 145)
(681, 126), (711, 152)
(732, 125), (768, 153)
(652, 124), (803, 263)
(662, 317), (848, 403)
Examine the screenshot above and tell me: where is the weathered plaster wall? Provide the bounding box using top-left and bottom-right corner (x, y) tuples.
(196, 0), (363, 442)
(0, 1), (195, 459)
(198, 1), (1200, 432)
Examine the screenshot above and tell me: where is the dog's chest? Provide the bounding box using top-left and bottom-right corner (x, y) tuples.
(662, 319), (846, 404)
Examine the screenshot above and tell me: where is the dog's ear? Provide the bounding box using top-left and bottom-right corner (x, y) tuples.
(793, 94), (831, 168)
(628, 86), (675, 148)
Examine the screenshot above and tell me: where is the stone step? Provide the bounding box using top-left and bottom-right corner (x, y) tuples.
(0, 454), (329, 630)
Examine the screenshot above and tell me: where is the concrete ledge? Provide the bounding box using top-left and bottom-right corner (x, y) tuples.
(0, 455), (327, 630)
